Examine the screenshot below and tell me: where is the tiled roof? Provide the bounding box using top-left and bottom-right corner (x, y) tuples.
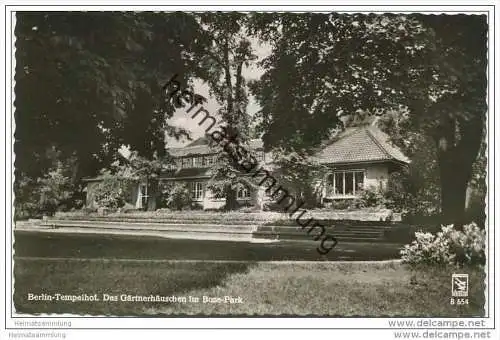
(312, 126), (410, 165)
(167, 137), (263, 157)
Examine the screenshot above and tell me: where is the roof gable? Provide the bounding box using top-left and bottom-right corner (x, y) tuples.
(167, 137), (264, 158)
(312, 126), (410, 165)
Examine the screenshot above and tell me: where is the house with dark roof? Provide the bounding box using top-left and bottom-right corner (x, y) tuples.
(312, 125), (410, 203)
(161, 137), (268, 210)
(84, 125), (409, 210)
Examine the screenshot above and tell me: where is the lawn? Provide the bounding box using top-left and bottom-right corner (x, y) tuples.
(14, 258), (484, 317)
(14, 231), (402, 261)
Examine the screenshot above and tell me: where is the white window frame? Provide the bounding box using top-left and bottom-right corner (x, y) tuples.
(205, 155), (215, 166)
(181, 157), (192, 168)
(237, 184), (251, 200)
(138, 182), (149, 208)
(326, 170), (365, 198)
(190, 182), (204, 201)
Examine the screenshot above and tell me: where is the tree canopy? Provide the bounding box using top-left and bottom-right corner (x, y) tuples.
(14, 12), (488, 224)
(14, 12), (204, 216)
(250, 13), (487, 226)
(15, 12), (201, 180)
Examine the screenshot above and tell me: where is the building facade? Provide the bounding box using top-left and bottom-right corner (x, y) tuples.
(161, 137), (269, 210)
(84, 126), (410, 210)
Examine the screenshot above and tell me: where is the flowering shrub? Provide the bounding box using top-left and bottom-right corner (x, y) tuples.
(400, 223), (485, 266)
(160, 183), (192, 210)
(349, 185), (388, 209)
(93, 177), (133, 209)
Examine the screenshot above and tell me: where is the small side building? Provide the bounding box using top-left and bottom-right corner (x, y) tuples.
(312, 126), (410, 203)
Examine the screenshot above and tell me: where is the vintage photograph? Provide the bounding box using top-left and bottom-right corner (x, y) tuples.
(11, 10), (488, 318)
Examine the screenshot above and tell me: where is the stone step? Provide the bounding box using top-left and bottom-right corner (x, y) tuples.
(253, 230), (383, 240)
(47, 215), (266, 224)
(253, 224), (386, 242)
(254, 231), (382, 238)
(16, 226), (273, 243)
(262, 224), (392, 230)
(332, 236), (387, 243)
(40, 220), (257, 234)
(256, 226), (384, 234)
(51, 217), (259, 225)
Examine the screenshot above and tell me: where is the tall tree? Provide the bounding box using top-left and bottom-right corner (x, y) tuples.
(14, 12), (201, 215)
(192, 13), (257, 210)
(250, 13), (487, 227)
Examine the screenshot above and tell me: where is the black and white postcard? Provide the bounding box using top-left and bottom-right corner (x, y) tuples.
(2, 2), (498, 340)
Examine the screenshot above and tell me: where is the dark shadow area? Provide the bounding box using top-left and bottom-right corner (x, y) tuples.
(14, 231), (402, 261)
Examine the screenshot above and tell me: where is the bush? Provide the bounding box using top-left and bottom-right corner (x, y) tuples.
(14, 170), (77, 220)
(81, 207), (98, 214)
(93, 177), (133, 209)
(385, 170), (440, 217)
(349, 185), (387, 210)
(38, 170), (75, 213)
(161, 183), (192, 210)
(329, 199), (351, 210)
(262, 201), (285, 212)
(400, 223), (485, 266)
(118, 203), (139, 213)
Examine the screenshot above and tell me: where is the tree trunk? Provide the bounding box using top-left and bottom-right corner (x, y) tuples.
(436, 116), (483, 229)
(439, 159), (469, 229)
(224, 186), (238, 211)
(146, 178), (158, 211)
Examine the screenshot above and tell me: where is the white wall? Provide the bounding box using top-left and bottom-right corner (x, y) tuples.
(202, 187), (226, 210)
(364, 164), (389, 190)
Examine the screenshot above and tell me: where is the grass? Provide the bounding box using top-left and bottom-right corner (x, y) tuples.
(14, 259), (485, 317)
(14, 259), (250, 315)
(14, 231), (402, 261)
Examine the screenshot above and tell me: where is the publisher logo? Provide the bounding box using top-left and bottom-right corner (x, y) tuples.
(452, 274), (469, 297)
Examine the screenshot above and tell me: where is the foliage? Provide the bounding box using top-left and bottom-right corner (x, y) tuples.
(93, 176), (133, 209)
(383, 169), (440, 217)
(250, 13), (487, 226)
(105, 150), (174, 211)
(186, 13), (257, 210)
(262, 201), (285, 212)
(400, 224), (485, 266)
(15, 13), (200, 177)
(14, 12), (205, 215)
(269, 149), (325, 209)
(329, 199), (351, 210)
(37, 169), (76, 214)
(14, 158), (80, 219)
(349, 185), (388, 210)
(160, 183), (192, 211)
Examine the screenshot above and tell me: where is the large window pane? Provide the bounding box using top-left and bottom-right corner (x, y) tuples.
(345, 172), (354, 195)
(334, 172), (343, 195)
(190, 182), (203, 200)
(237, 184), (251, 199)
(182, 157), (193, 168)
